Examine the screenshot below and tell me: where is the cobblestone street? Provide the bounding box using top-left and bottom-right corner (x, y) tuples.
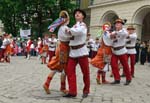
(0, 56), (150, 103)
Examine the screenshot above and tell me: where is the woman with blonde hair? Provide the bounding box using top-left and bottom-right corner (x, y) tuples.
(43, 10), (71, 94)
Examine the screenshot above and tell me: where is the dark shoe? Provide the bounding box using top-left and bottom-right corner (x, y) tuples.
(110, 74), (113, 77)
(63, 93), (76, 98)
(124, 80), (131, 85)
(121, 74), (125, 77)
(82, 93), (88, 98)
(111, 80), (120, 84)
(132, 75), (135, 78)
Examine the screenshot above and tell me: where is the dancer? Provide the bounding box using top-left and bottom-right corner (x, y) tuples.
(40, 34), (49, 64)
(0, 34), (11, 63)
(26, 38), (32, 59)
(48, 34), (57, 62)
(110, 18), (132, 85)
(91, 37), (100, 59)
(43, 10), (70, 94)
(126, 25), (137, 77)
(63, 9), (90, 98)
(90, 22), (112, 85)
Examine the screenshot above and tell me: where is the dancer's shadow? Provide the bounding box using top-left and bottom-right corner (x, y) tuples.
(27, 89), (63, 100)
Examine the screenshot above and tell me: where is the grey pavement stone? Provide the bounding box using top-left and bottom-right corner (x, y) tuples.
(0, 57), (150, 103)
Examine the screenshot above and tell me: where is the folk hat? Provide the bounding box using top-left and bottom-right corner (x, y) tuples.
(73, 9), (86, 19)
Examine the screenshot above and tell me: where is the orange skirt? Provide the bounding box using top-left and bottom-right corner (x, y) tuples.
(90, 45), (112, 70)
(47, 42), (69, 72)
(4, 44), (12, 56)
(40, 45), (49, 55)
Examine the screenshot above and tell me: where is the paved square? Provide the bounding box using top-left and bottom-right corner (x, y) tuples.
(0, 57), (150, 103)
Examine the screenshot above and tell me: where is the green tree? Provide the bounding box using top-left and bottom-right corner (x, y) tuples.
(0, 0), (77, 38)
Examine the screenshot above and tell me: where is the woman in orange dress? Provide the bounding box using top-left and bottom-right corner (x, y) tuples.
(90, 22), (112, 84)
(43, 10), (71, 94)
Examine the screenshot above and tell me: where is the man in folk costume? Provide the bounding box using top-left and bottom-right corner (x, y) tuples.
(110, 18), (132, 85)
(43, 10), (71, 94)
(91, 37), (100, 59)
(126, 25), (137, 78)
(86, 33), (94, 58)
(26, 38), (32, 59)
(40, 34), (49, 64)
(63, 9), (90, 98)
(48, 34), (57, 62)
(90, 22), (112, 84)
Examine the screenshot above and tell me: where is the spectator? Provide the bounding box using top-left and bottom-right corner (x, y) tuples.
(30, 42), (35, 56)
(140, 41), (147, 65)
(135, 39), (140, 63)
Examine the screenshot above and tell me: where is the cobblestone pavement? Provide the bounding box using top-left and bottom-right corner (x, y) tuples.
(0, 56), (150, 103)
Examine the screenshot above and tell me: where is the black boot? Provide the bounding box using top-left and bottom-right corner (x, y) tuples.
(82, 93), (88, 98)
(111, 80), (120, 84)
(63, 93), (76, 98)
(124, 80), (131, 85)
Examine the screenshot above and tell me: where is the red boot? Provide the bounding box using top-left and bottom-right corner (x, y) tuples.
(43, 76), (52, 94)
(60, 82), (68, 94)
(102, 72), (110, 84)
(5, 56), (10, 63)
(96, 70), (102, 85)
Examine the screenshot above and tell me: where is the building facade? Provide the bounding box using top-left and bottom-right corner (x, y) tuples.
(89, 0), (150, 41)
(79, 0), (93, 32)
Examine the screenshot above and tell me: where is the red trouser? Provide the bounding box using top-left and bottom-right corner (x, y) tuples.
(91, 51), (97, 59)
(48, 50), (55, 62)
(128, 54), (135, 76)
(111, 54), (131, 81)
(66, 56), (90, 95)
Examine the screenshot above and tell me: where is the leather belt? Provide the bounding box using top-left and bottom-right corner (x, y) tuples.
(113, 46), (124, 51)
(60, 41), (69, 44)
(49, 46), (56, 48)
(126, 46), (135, 49)
(71, 43), (85, 50)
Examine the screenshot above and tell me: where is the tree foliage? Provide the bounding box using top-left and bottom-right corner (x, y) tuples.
(0, 0), (77, 38)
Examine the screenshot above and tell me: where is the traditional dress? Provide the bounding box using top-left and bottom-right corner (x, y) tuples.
(0, 38), (11, 62)
(48, 37), (57, 62)
(91, 40), (100, 58)
(41, 39), (49, 64)
(26, 39), (32, 53)
(91, 30), (112, 84)
(47, 24), (70, 72)
(126, 32), (137, 77)
(26, 39), (32, 59)
(66, 21), (90, 96)
(37, 39), (43, 55)
(111, 28), (131, 84)
(44, 12), (71, 94)
(86, 38), (94, 58)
